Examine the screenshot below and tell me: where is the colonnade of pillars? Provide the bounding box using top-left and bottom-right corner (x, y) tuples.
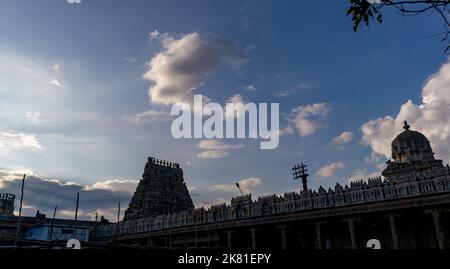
(224, 210), (447, 249)
(139, 210), (446, 249)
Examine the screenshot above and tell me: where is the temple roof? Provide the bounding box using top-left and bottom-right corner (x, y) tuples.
(391, 121), (434, 163)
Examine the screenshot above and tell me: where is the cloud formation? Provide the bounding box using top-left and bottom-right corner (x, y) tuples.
(331, 131), (353, 145)
(361, 58), (450, 164)
(49, 79), (65, 89)
(197, 140), (243, 159)
(211, 177), (262, 194)
(123, 109), (172, 124)
(84, 179), (138, 194)
(0, 132), (41, 150)
(315, 162), (346, 178)
(287, 103), (331, 137)
(348, 168), (382, 183)
(143, 32), (248, 106)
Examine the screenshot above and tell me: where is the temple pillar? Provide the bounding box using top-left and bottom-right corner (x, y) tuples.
(342, 218), (359, 249)
(315, 222), (323, 249)
(277, 225), (288, 249)
(250, 227), (257, 249)
(147, 236), (154, 249)
(388, 214), (399, 249)
(226, 230), (233, 249)
(431, 210), (446, 249)
(348, 220), (357, 249)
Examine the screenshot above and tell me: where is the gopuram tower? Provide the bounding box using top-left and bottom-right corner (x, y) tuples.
(123, 157), (194, 221)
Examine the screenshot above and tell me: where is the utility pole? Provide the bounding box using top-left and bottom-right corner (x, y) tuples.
(14, 174), (26, 247)
(117, 202), (121, 223)
(116, 202), (121, 236)
(49, 205), (58, 241)
(72, 192), (79, 239)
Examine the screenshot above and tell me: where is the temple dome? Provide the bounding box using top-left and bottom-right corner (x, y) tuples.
(391, 121), (435, 163)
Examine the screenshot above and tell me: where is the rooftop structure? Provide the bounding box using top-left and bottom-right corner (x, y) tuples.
(0, 193), (15, 217)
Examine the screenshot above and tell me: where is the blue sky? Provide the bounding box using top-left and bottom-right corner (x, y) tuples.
(1, 0), (450, 220)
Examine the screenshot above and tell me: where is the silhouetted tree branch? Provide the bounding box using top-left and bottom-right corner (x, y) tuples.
(347, 0), (450, 52)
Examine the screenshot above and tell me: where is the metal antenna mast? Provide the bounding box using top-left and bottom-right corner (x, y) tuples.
(293, 163), (309, 192)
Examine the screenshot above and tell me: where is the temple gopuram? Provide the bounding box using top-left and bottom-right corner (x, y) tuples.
(123, 157), (194, 221)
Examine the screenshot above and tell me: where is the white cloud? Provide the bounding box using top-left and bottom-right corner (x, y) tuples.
(279, 126), (294, 136)
(331, 131), (353, 145)
(348, 168), (382, 183)
(143, 32), (248, 106)
(84, 179), (138, 194)
(197, 150), (230, 159)
(287, 103), (331, 137)
(66, 0), (81, 4)
(197, 140), (243, 159)
(0, 131), (42, 150)
(211, 177), (262, 194)
(198, 140), (243, 151)
(224, 94), (249, 120)
(149, 30), (160, 39)
(364, 151), (384, 164)
(361, 58), (450, 163)
(315, 162), (346, 178)
(123, 109), (172, 124)
(0, 52), (65, 97)
(49, 79), (65, 88)
(227, 94), (244, 104)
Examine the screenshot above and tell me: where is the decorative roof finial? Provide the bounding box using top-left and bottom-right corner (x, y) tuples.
(403, 121), (410, 130)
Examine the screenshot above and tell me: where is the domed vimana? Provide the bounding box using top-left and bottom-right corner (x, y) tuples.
(383, 121), (450, 186)
(391, 121), (435, 163)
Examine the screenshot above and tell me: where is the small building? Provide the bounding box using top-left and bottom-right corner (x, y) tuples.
(0, 193), (15, 217)
(25, 223), (91, 242)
